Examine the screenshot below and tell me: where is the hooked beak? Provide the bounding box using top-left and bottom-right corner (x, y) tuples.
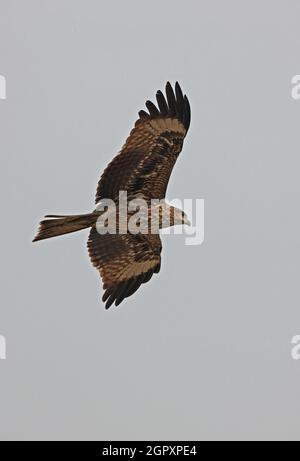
(184, 216), (191, 226)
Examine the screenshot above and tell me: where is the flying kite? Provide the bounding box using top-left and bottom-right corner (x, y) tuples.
(33, 82), (191, 308)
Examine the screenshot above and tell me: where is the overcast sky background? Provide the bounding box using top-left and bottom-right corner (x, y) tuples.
(0, 0), (300, 441)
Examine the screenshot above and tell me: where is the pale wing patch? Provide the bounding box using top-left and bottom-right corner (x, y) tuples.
(118, 259), (158, 280)
(149, 118), (186, 135)
(123, 117), (186, 152)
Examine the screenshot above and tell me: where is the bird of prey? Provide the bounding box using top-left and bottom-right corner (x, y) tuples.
(33, 82), (191, 309)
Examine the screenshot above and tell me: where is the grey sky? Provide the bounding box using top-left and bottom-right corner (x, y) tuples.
(0, 0), (300, 441)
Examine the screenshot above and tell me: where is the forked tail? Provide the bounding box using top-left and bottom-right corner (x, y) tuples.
(33, 213), (97, 242)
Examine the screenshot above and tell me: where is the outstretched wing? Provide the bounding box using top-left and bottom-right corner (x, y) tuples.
(87, 228), (162, 309)
(95, 82), (191, 203)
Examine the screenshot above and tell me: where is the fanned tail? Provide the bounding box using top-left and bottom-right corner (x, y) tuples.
(33, 213), (97, 242)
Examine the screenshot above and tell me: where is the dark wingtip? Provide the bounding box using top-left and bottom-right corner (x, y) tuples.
(32, 234), (42, 242)
(183, 95), (191, 131)
(102, 289), (110, 303)
(139, 82), (191, 131)
(146, 100), (160, 116)
(156, 90), (168, 115)
(115, 297), (124, 307)
(175, 81), (181, 93)
(32, 227), (43, 242)
(165, 82), (172, 93)
(102, 270), (156, 310)
(138, 110), (149, 119)
(105, 297), (114, 309)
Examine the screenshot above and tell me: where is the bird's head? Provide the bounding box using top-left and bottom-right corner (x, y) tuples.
(151, 202), (191, 229)
(165, 206), (191, 227)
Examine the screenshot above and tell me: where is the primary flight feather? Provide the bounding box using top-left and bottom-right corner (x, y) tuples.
(33, 82), (191, 309)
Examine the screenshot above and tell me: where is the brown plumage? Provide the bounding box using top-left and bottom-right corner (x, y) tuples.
(87, 231), (162, 309)
(33, 82), (191, 309)
(95, 82), (190, 203)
